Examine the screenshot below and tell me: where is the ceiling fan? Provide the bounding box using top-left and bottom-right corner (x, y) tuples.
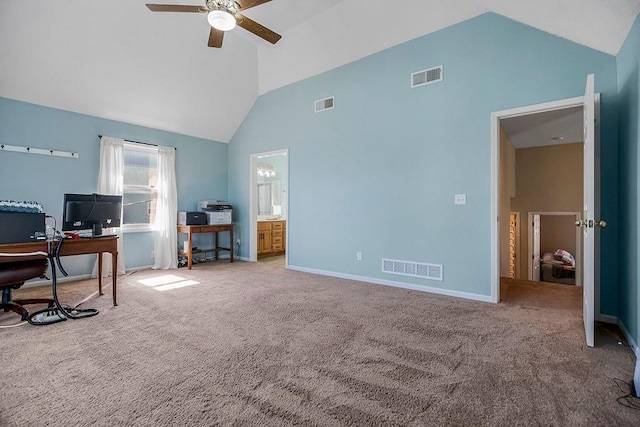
(146, 0), (281, 48)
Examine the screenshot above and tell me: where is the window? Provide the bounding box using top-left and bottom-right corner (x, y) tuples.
(123, 143), (157, 232)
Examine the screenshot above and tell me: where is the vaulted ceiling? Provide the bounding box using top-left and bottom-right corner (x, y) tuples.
(1, 0), (639, 143)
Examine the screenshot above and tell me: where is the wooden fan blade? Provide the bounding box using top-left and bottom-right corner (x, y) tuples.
(237, 0), (271, 11)
(237, 15), (281, 44)
(208, 27), (224, 48)
(146, 4), (208, 13)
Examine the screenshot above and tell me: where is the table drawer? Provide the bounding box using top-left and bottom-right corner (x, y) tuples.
(203, 225), (231, 232)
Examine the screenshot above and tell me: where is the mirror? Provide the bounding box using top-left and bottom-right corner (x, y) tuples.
(256, 157), (286, 218)
(258, 182), (272, 215)
(257, 181), (282, 215)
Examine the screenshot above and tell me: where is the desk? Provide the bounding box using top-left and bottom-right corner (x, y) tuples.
(0, 236), (119, 305)
(178, 224), (234, 269)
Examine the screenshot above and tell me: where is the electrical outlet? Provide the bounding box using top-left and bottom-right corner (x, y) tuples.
(356, 252), (362, 261)
(151, 250), (154, 259)
(454, 194), (467, 205)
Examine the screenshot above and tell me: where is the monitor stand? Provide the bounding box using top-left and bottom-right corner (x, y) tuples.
(92, 223), (103, 237)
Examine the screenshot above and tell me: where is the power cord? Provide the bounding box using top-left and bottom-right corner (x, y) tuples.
(0, 321), (27, 329)
(614, 378), (640, 410)
(1, 223), (103, 327)
(27, 229), (99, 325)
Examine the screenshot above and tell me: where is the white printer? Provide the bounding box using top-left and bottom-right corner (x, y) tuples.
(197, 200), (232, 224)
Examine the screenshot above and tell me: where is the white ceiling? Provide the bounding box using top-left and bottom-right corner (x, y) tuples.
(1, 0), (639, 143)
(501, 107), (584, 149)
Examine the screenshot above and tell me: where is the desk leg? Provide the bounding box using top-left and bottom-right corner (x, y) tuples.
(112, 250), (118, 306)
(215, 231), (219, 260)
(187, 229), (193, 270)
(230, 227), (234, 263)
(98, 252), (104, 296)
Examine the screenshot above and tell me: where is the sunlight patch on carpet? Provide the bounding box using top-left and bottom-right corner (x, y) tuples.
(137, 275), (199, 291)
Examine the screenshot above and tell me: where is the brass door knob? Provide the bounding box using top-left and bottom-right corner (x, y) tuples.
(596, 220), (607, 228)
(575, 220), (584, 227)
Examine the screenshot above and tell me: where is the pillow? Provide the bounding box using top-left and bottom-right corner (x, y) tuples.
(542, 253), (555, 263)
(554, 249), (575, 267)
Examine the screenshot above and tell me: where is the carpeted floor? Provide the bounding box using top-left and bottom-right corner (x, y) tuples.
(1, 261), (638, 426)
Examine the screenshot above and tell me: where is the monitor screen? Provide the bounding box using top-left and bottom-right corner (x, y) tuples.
(62, 193), (123, 237)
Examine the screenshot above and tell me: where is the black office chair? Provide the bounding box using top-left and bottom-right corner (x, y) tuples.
(0, 254), (57, 324)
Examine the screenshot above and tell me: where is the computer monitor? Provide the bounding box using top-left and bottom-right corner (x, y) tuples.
(62, 193), (122, 237)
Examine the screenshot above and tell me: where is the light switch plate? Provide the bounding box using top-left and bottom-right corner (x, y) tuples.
(454, 194), (466, 205)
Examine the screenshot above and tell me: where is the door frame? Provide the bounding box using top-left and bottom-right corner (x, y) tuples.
(527, 211), (582, 284)
(490, 94), (601, 312)
(249, 148), (290, 264)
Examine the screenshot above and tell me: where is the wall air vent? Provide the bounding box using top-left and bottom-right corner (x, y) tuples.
(314, 96), (334, 113)
(411, 66), (443, 88)
(382, 258), (443, 281)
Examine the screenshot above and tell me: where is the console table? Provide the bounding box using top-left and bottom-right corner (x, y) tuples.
(0, 236), (119, 305)
(177, 224), (234, 269)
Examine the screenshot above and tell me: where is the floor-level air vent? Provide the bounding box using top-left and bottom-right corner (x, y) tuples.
(382, 258), (443, 281)
(411, 65), (443, 88)
(315, 96), (334, 113)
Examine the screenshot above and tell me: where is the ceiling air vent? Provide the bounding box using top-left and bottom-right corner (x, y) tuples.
(315, 96), (334, 113)
(382, 258), (443, 281)
(411, 65), (443, 88)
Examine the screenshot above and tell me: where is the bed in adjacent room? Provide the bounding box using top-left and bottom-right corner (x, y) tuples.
(540, 250), (576, 285)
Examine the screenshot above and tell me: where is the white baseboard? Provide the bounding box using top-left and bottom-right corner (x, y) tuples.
(618, 319), (640, 359)
(598, 314), (618, 324)
(287, 265), (494, 303)
(187, 254), (237, 260)
(21, 264), (154, 289)
(22, 274), (92, 289)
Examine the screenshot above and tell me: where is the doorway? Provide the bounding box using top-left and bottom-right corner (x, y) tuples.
(249, 149), (289, 266)
(527, 212), (582, 285)
(491, 77), (601, 347)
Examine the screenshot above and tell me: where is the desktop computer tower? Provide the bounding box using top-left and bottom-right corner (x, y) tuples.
(0, 211), (46, 244)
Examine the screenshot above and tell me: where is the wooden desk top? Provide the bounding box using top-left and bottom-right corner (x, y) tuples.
(0, 236), (118, 262)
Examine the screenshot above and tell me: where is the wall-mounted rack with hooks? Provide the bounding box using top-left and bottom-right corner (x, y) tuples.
(0, 144), (79, 159)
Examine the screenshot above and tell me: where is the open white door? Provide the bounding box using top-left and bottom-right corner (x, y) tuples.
(581, 74), (595, 347)
(532, 215), (541, 281)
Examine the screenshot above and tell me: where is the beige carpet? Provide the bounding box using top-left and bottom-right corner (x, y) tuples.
(1, 262), (638, 426)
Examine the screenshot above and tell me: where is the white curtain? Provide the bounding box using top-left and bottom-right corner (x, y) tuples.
(153, 146), (178, 269)
(92, 136), (126, 277)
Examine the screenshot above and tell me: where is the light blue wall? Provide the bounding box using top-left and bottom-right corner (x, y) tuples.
(228, 13), (620, 308)
(617, 15), (640, 348)
(0, 97), (228, 275)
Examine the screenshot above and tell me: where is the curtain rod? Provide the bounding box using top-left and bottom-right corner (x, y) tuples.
(98, 135), (176, 150)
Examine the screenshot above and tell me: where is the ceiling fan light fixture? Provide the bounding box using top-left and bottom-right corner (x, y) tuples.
(207, 9), (236, 31)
